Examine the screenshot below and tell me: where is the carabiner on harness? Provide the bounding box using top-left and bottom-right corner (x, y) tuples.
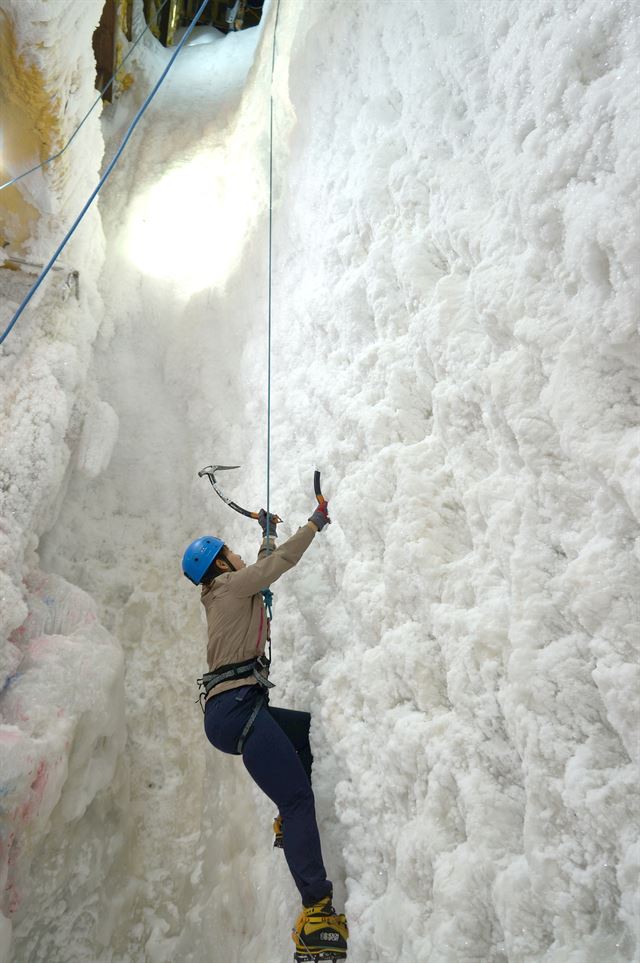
(261, 587), (274, 620)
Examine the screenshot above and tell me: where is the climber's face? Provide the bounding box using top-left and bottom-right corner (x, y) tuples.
(221, 547), (245, 571)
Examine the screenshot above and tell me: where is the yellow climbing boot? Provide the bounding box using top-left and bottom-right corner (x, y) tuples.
(292, 895), (348, 961)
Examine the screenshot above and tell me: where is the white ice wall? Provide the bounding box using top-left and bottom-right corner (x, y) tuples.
(1, 1), (638, 962)
(178, 2), (639, 961)
(0, 3), (128, 961)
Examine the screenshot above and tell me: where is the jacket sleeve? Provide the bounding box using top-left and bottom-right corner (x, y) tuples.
(229, 524), (316, 597)
(255, 535), (277, 562)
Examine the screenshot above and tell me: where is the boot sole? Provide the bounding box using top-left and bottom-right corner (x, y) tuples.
(293, 953), (347, 962)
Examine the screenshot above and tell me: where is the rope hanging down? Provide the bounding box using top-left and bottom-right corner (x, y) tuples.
(0, 0), (209, 348)
(0, 0), (171, 195)
(265, 0), (282, 551)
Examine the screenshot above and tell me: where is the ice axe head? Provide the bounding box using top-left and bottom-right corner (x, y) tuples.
(198, 464), (272, 522)
(198, 464), (241, 482)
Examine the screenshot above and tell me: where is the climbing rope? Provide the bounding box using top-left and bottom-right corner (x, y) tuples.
(0, 0), (209, 347)
(265, 0), (282, 551)
(0, 0), (171, 194)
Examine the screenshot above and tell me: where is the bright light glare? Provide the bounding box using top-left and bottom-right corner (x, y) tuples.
(125, 151), (254, 293)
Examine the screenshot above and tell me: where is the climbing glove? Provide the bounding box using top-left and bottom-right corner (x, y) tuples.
(258, 509), (279, 538)
(308, 501), (331, 531)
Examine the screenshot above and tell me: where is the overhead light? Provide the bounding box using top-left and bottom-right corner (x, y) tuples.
(124, 148), (255, 294)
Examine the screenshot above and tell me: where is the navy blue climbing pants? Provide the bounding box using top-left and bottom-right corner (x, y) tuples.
(204, 684), (332, 906)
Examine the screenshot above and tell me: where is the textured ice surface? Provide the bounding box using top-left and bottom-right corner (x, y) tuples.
(1, 1), (639, 962)
(0, 2), (124, 961)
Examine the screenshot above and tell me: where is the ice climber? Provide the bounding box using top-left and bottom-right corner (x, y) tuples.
(182, 502), (349, 962)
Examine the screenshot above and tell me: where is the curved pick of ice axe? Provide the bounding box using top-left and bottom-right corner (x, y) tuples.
(314, 469), (327, 508)
(198, 464), (283, 523)
(199, 465), (325, 522)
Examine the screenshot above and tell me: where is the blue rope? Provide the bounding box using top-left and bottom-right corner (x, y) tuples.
(261, 588), (274, 620)
(0, 0), (171, 194)
(0, 0), (209, 348)
(265, 0), (281, 554)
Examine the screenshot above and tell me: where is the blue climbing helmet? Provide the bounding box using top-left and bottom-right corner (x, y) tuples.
(182, 536), (225, 585)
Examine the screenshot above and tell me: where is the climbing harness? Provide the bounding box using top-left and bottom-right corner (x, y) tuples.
(235, 690), (266, 754)
(0, 0), (210, 347)
(0, 0), (171, 195)
(196, 667), (269, 753)
(196, 654), (274, 705)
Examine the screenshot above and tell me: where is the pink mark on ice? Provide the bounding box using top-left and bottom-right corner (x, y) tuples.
(3, 830), (21, 914)
(11, 698), (30, 724)
(3, 698), (31, 725)
(6, 882), (20, 915)
(30, 760), (48, 804)
(17, 760), (48, 824)
(28, 635), (52, 658)
(25, 572), (47, 594)
(7, 837), (18, 866)
(0, 830), (16, 865)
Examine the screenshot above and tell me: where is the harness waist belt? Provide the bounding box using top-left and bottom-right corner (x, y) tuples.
(197, 656), (274, 700)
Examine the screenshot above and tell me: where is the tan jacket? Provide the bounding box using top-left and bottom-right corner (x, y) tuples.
(201, 523), (316, 699)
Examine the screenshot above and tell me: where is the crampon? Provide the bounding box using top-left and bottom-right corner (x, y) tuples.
(273, 814), (284, 849)
(293, 954), (347, 963)
(293, 950), (347, 963)
(292, 896), (348, 962)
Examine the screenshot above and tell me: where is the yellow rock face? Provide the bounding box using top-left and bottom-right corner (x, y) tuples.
(0, 9), (64, 251)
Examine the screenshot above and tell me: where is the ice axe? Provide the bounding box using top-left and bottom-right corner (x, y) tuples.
(197, 464), (279, 522)
(198, 464), (326, 522)
(313, 469), (327, 510)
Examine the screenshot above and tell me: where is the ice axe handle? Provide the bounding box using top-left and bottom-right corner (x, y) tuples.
(198, 465), (282, 523)
(314, 470), (327, 507)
